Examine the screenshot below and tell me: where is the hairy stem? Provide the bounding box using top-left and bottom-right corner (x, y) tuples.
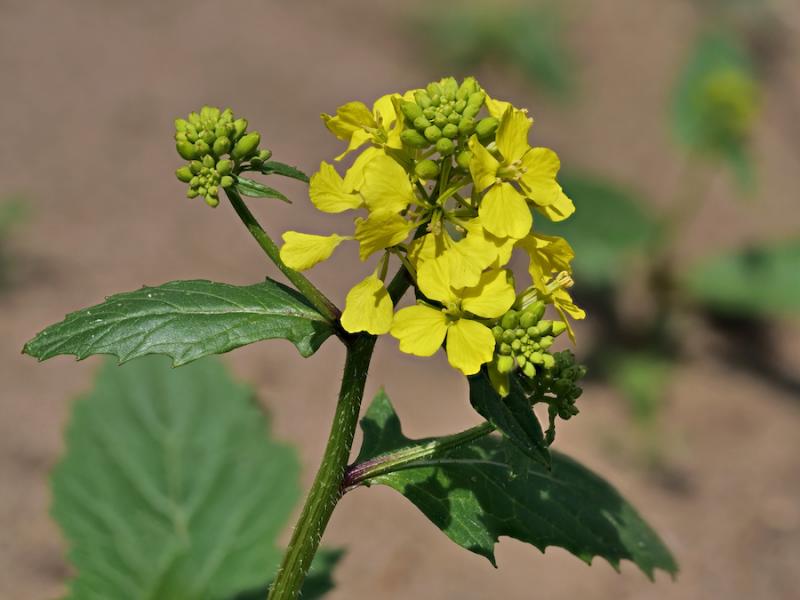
(343, 421), (496, 491)
(224, 187), (340, 323)
(268, 334), (376, 600)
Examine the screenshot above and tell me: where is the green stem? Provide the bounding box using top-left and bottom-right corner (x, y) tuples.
(224, 187), (340, 323)
(343, 421), (496, 490)
(268, 334), (376, 600)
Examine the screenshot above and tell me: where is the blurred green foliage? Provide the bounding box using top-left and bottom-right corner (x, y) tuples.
(686, 239), (800, 317)
(52, 356), (339, 600)
(416, 2), (575, 97)
(610, 354), (673, 426)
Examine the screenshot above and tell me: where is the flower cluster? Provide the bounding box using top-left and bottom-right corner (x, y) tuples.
(174, 106), (271, 206)
(279, 77), (585, 391)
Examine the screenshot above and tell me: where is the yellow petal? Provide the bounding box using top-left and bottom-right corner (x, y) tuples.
(519, 147), (567, 208)
(360, 153), (414, 213)
(340, 274), (394, 335)
(342, 147), (381, 191)
(478, 182), (533, 239)
(373, 94), (399, 129)
(390, 304), (449, 357)
(535, 194), (575, 222)
(407, 230), (454, 268)
(334, 129), (372, 161)
(309, 162), (363, 213)
(461, 269), (516, 319)
(496, 106), (532, 163)
(552, 288), (586, 343)
(516, 233), (575, 289)
(322, 101), (376, 139)
(354, 211), (413, 261)
(416, 252), (456, 305)
(446, 234), (497, 290)
(468, 136), (500, 192)
(279, 232), (346, 271)
(445, 318), (495, 375)
(463, 217), (517, 268)
(485, 95), (512, 119)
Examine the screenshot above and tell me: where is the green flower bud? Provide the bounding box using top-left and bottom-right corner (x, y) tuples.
(194, 140), (210, 156)
(216, 159), (233, 176)
(529, 351), (544, 365)
(232, 132), (260, 160)
(454, 99), (467, 113)
(401, 101), (424, 122)
(475, 117), (499, 138)
(458, 118), (475, 136)
(187, 112), (201, 126)
(436, 138), (455, 155)
(190, 160), (202, 174)
(499, 342), (512, 355)
(442, 123), (459, 139)
(501, 310), (519, 330)
(516, 355), (528, 368)
(175, 131), (188, 142)
(250, 157), (264, 169)
(467, 91), (486, 107)
(519, 311), (537, 329)
(175, 118), (189, 132)
(492, 326), (504, 342)
(447, 112), (461, 125)
(511, 339), (522, 352)
(427, 82), (442, 99)
(496, 355), (515, 374)
(424, 125), (442, 142)
(189, 176), (200, 187)
(258, 149), (272, 161)
(440, 104), (452, 117)
(525, 300), (546, 323)
(457, 77), (479, 101)
(456, 150), (472, 169)
(535, 320), (553, 336)
(213, 136), (232, 156)
(423, 107), (436, 120)
(414, 159), (440, 180)
(401, 129), (428, 148)
(207, 185), (219, 198)
(202, 154), (215, 168)
(220, 175), (235, 188)
(220, 108), (234, 122)
(204, 194), (220, 208)
(462, 105), (480, 121)
(233, 118), (248, 140)
(542, 353), (556, 369)
(539, 336), (554, 350)
(413, 116), (431, 130)
(200, 106), (220, 122)
(176, 141), (199, 160)
(433, 114), (448, 128)
(523, 362), (536, 378)
(175, 166), (193, 183)
(500, 330), (515, 344)
(551, 321), (567, 337)
(514, 328), (525, 338)
(415, 91), (432, 109)
(441, 77), (458, 100)
(199, 129), (215, 145)
(186, 188), (199, 199)
(430, 94), (441, 107)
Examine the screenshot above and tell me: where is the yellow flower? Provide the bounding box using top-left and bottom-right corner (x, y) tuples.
(537, 271), (585, 343)
(340, 273), (393, 335)
(515, 233), (575, 290)
(308, 148), (379, 213)
(469, 106), (574, 238)
(321, 94), (404, 160)
(391, 257), (516, 375)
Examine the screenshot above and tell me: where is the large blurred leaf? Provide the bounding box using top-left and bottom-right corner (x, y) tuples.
(24, 279), (334, 365)
(0, 195), (29, 238)
(355, 392), (678, 579)
(684, 239), (800, 316)
(537, 172), (659, 286)
(52, 356), (339, 600)
(672, 29), (759, 188)
(469, 371), (550, 467)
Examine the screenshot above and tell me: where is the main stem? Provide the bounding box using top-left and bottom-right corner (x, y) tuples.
(268, 334), (376, 600)
(224, 188), (340, 323)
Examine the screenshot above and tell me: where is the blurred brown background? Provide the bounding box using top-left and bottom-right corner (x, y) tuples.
(1, 1), (799, 598)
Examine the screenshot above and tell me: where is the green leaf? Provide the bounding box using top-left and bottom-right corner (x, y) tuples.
(469, 372), (550, 467)
(23, 279), (334, 365)
(260, 161), (310, 183)
(684, 239), (800, 316)
(537, 172), (659, 286)
(0, 195), (29, 237)
(235, 176), (291, 203)
(52, 356), (329, 600)
(356, 392), (678, 579)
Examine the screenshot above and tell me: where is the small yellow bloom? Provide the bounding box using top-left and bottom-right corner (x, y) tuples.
(280, 232), (349, 271)
(340, 273), (393, 335)
(321, 94), (403, 160)
(391, 258), (516, 375)
(516, 233), (575, 290)
(538, 272), (585, 343)
(469, 106), (574, 238)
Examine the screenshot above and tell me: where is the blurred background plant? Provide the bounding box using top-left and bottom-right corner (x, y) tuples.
(415, 0), (800, 469)
(0, 195), (29, 289)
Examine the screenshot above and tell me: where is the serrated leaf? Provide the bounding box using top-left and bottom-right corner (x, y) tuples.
(23, 279), (334, 365)
(536, 172), (659, 286)
(235, 177), (291, 202)
(52, 356), (319, 600)
(469, 372), (549, 467)
(356, 392), (678, 579)
(684, 239), (800, 316)
(260, 161), (309, 183)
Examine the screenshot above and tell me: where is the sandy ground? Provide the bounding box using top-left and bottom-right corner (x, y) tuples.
(1, 1), (799, 598)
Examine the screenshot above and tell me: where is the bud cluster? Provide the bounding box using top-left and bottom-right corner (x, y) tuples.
(399, 77), (499, 179)
(174, 106), (270, 207)
(491, 301), (568, 381)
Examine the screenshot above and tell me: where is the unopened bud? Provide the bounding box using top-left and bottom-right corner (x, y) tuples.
(525, 300), (546, 323)
(186, 188), (199, 199)
(232, 132), (260, 160)
(551, 321), (567, 337)
(475, 117), (499, 138)
(496, 355), (515, 374)
(204, 194), (220, 208)
(456, 150), (472, 169)
(542, 353), (556, 369)
(233, 118), (248, 140)
(401, 101), (424, 122)
(194, 140), (210, 156)
(539, 336), (554, 350)
(414, 159), (440, 180)
(213, 136), (232, 156)
(442, 123), (459, 139)
(202, 154), (215, 168)
(436, 138), (455, 156)
(492, 326), (504, 342)
(220, 175), (235, 188)
(176, 141), (199, 160)
(500, 310), (519, 330)
(175, 166), (193, 183)
(424, 125), (442, 142)
(216, 159), (233, 176)
(401, 129), (428, 148)
(413, 116), (431, 130)
(415, 91), (432, 109)
(523, 362), (536, 378)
